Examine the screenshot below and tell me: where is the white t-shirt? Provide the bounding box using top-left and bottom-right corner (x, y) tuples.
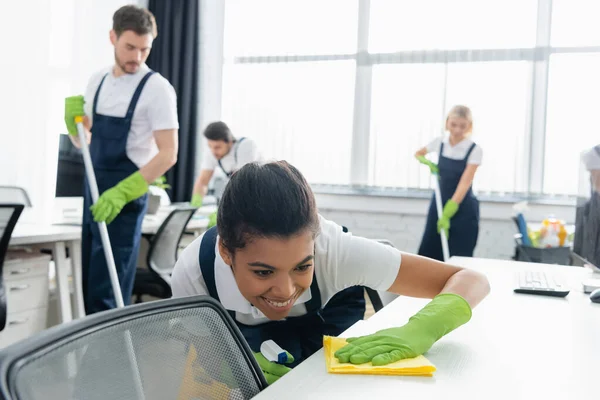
(84, 64), (179, 168)
(171, 215), (401, 326)
(425, 136), (483, 165)
(200, 138), (262, 174)
(582, 146), (600, 170)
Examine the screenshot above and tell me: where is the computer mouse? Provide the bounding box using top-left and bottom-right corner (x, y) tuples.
(591, 288), (600, 303)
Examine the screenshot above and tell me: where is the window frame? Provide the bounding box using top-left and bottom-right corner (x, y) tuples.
(214, 0), (597, 198)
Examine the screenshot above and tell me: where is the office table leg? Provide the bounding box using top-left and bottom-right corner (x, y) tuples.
(69, 239), (86, 319)
(53, 241), (73, 323)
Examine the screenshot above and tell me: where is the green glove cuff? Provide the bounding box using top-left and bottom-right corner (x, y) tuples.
(416, 155), (431, 166)
(191, 193), (203, 207)
(442, 199), (459, 218)
(416, 155), (439, 174)
(405, 293), (472, 352)
(253, 351), (294, 377)
(117, 172), (149, 202)
(207, 210), (217, 229)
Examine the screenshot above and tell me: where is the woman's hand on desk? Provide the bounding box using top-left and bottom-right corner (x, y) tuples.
(334, 293), (472, 366)
(254, 350), (294, 385)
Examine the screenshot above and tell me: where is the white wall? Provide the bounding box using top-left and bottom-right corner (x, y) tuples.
(315, 193), (576, 260)
(0, 1), (137, 223)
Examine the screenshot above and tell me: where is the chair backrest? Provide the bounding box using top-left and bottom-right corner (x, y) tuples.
(147, 207), (197, 279)
(0, 187), (32, 207)
(0, 296), (267, 400)
(0, 204), (24, 331)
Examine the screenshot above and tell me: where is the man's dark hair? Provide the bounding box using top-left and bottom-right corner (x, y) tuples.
(113, 5), (157, 38)
(204, 121), (234, 143)
(218, 161), (320, 254)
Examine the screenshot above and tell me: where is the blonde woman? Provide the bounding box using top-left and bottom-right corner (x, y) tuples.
(415, 105), (482, 261)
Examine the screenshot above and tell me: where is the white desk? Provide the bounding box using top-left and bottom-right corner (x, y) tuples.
(141, 205), (212, 235)
(254, 257), (600, 400)
(7, 205), (211, 325)
(9, 224), (83, 324)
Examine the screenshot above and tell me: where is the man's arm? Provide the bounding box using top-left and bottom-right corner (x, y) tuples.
(138, 129), (178, 184)
(192, 169), (215, 197)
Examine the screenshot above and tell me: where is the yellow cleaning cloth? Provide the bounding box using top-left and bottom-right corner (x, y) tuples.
(323, 336), (436, 377)
(177, 344), (235, 400)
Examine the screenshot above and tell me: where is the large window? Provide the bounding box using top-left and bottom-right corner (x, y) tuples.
(220, 0), (599, 197)
(368, 0), (538, 52)
(221, 61), (356, 184)
(544, 53), (600, 195)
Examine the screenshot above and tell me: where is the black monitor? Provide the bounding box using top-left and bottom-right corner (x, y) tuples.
(55, 134), (85, 197)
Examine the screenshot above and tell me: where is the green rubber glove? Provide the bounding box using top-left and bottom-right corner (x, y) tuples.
(253, 351), (294, 385)
(207, 210), (217, 229)
(64, 95), (85, 136)
(416, 155), (439, 175)
(90, 172), (149, 224)
(334, 293), (472, 366)
(437, 199), (459, 237)
(191, 193), (203, 208)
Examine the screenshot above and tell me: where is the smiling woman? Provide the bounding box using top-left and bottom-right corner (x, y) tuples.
(171, 160), (490, 385)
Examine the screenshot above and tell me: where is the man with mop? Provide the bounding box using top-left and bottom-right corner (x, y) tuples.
(64, 5), (179, 314)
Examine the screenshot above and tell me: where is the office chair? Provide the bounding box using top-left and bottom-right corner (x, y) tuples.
(0, 187), (32, 207)
(0, 204), (25, 332)
(0, 296), (267, 400)
(133, 207), (197, 303)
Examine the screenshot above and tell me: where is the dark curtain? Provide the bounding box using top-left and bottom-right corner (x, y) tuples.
(147, 0), (199, 202)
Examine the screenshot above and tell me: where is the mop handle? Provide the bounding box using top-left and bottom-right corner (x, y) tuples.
(75, 116), (125, 308)
(432, 174), (450, 262)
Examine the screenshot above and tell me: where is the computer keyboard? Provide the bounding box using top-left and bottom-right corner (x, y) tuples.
(514, 270), (570, 297)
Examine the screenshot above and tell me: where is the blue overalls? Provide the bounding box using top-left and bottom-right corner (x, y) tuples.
(81, 71), (154, 314)
(418, 142), (480, 261)
(199, 226), (365, 367)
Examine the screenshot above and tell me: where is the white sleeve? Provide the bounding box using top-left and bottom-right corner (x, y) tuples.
(235, 139), (261, 168)
(583, 147), (600, 170)
(146, 75), (179, 132)
(425, 137), (442, 154)
(467, 144), (483, 165)
(317, 216), (401, 292)
(200, 148), (218, 171)
(171, 235), (209, 298)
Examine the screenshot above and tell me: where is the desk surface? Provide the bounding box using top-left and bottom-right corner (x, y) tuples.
(141, 205), (211, 235)
(10, 224), (81, 246)
(254, 257), (600, 400)
(10, 205), (212, 246)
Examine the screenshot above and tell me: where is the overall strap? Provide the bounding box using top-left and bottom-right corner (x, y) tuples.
(199, 226), (219, 301)
(92, 74), (109, 115)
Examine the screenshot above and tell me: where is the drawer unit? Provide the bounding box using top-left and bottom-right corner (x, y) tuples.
(5, 275), (49, 314)
(1, 251), (50, 348)
(0, 308), (48, 348)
